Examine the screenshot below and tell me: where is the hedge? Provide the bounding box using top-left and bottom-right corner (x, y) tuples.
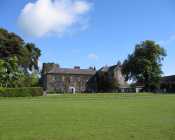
(0, 87), (43, 97)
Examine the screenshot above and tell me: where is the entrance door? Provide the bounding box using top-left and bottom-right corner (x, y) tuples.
(69, 87), (76, 94)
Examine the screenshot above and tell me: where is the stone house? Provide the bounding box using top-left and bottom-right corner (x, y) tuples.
(42, 63), (96, 93)
(87, 64), (129, 92)
(160, 75), (175, 93)
(134, 75), (175, 93)
(42, 63), (129, 93)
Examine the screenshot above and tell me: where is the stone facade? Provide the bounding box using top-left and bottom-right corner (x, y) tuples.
(87, 64), (129, 92)
(42, 63), (96, 93)
(42, 63), (128, 93)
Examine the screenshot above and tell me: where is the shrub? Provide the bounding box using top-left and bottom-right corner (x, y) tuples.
(0, 87), (43, 97)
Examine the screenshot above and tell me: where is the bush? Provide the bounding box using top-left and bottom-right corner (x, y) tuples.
(0, 87), (43, 97)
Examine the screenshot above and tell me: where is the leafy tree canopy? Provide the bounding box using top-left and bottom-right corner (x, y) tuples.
(0, 28), (41, 72)
(0, 57), (23, 87)
(0, 28), (41, 88)
(122, 40), (166, 91)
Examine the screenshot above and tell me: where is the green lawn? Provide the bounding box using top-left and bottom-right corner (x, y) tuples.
(0, 93), (175, 140)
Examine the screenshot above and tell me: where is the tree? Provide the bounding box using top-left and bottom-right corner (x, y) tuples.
(0, 57), (23, 87)
(0, 28), (24, 59)
(21, 43), (41, 72)
(122, 40), (166, 92)
(0, 28), (41, 73)
(0, 28), (41, 88)
(15, 73), (40, 88)
(96, 71), (119, 92)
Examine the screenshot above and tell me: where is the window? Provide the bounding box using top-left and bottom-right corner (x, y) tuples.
(62, 76), (65, 81)
(52, 75), (61, 81)
(52, 76), (56, 81)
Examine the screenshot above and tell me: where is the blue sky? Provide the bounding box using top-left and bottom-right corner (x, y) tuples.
(0, 0), (175, 75)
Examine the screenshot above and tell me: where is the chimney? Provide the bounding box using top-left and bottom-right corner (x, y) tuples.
(42, 63), (60, 74)
(74, 66), (80, 70)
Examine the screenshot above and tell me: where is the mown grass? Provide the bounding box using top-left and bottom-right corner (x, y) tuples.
(0, 93), (175, 140)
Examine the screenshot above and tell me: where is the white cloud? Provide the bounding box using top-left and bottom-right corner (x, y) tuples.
(18, 0), (92, 37)
(88, 53), (98, 60)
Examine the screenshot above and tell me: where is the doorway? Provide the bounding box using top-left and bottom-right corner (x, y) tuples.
(69, 87), (76, 94)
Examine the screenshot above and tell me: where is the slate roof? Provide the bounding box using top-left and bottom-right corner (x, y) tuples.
(47, 66), (96, 75)
(161, 75), (175, 83)
(100, 64), (119, 72)
(135, 75), (175, 86)
(99, 64), (129, 88)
